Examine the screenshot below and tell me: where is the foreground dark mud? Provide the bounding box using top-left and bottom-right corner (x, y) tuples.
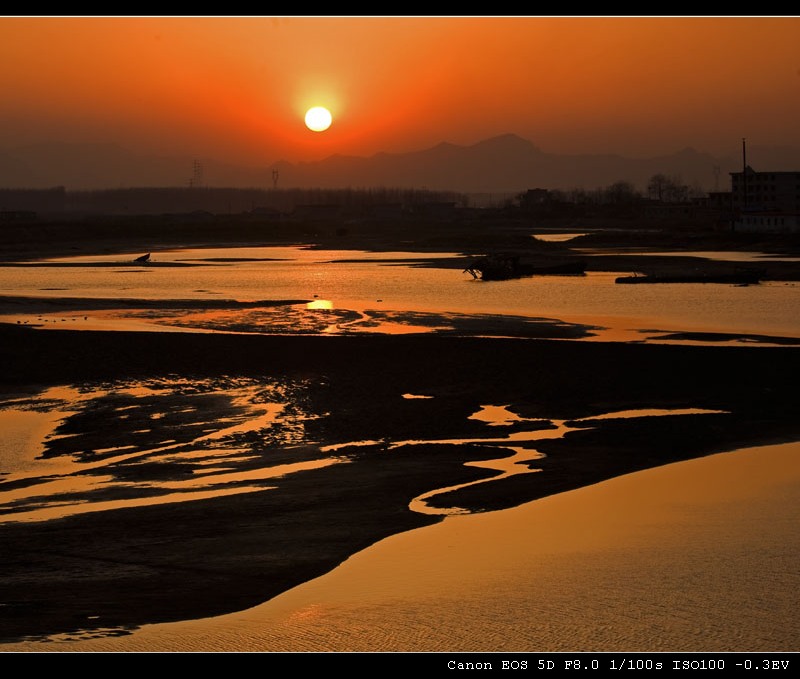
(1, 324), (799, 644)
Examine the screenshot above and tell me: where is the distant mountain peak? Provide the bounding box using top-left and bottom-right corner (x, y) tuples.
(471, 133), (541, 151)
(3, 135), (799, 193)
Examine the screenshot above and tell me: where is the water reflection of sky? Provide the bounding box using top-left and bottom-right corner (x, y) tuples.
(0, 378), (337, 524)
(575, 248), (800, 262)
(0, 377), (734, 526)
(0, 245), (798, 344)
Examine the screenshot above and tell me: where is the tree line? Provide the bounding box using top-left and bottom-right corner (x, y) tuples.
(520, 173), (708, 207)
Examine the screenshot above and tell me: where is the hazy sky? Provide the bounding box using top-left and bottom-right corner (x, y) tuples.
(1, 16), (799, 165)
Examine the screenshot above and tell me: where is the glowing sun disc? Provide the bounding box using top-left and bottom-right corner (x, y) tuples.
(305, 106), (332, 132)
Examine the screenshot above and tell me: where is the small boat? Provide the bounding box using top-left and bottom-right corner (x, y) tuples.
(134, 253), (151, 263)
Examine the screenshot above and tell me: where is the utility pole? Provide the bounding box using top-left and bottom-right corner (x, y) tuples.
(742, 138), (748, 208)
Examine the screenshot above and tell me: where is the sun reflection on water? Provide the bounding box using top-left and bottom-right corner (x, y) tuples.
(306, 299), (334, 310)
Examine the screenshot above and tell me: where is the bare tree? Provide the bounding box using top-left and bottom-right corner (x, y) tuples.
(648, 173), (690, 203)
(604, 181), (641, 204)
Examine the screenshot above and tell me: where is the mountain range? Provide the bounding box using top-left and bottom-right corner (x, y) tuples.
(2, 134), (799, 195)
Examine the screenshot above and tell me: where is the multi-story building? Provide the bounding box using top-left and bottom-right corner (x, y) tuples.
(730, 166), (800, 232)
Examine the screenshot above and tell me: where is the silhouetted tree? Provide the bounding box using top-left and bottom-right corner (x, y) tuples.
(647, 173), (690, 203)
(648, 173), (669, 201)
(603, 181), (641, 204)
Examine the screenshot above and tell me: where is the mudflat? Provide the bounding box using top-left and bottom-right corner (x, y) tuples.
(1, 321), (799, 643)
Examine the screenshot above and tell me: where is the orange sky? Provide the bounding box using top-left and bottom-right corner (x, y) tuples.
(1, 16), (798, 166)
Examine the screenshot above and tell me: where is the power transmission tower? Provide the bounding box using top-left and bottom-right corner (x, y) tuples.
(189, 160), (203, 187)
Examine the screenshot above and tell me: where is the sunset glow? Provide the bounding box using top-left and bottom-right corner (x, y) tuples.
(3, 14), (800, 661)
(0, 15), (798, 167)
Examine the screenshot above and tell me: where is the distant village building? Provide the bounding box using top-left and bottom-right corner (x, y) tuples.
(734, 212), (800, 232)
(704, 191), (733, 210)
(730, 166), (800, 232)
(731, 167), (800, 212)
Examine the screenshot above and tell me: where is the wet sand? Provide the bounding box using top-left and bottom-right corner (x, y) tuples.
(1, 321), (799, 648)
(5, 439), (798, 652)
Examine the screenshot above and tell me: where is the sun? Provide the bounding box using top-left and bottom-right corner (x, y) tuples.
(305, 106), (332, 132)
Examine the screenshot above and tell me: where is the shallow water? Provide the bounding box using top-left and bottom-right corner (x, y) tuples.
(1, 245), (799, 344)
(0, 377), (337, 524)
(6, 440), (798, 652)
(1, 244), (798, 651)
(0, 379), (734, 528)
(576, 247), (800, 263)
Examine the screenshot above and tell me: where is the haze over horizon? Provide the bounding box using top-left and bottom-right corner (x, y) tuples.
(6, 133), (799, 195)
(1, 16), (799, 177)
